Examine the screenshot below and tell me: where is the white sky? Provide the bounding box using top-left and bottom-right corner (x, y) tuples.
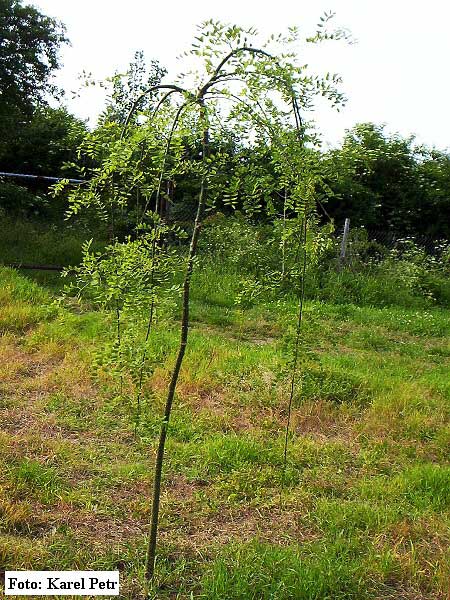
(33, 0), (450, 149)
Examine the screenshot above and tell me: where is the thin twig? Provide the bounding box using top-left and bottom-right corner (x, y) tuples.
(280, 212), (308, 507)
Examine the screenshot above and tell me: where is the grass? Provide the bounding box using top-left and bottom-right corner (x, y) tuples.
(0, 262), (449, 599)
(0, 215), (106, 293)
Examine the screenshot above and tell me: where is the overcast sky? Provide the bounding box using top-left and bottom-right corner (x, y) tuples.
(33, 0), (449, 149)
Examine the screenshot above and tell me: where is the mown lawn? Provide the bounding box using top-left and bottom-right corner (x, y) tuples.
(0, 266), (449, 599)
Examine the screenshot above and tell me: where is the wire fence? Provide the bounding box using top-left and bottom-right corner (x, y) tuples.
(363, 229), (439, 253)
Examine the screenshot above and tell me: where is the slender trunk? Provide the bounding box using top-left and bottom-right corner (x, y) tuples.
(115, 301), (123, 396)
(281, 189), (287, 281)
(280, 213), (307, 507)
(145, 112), (209, 581)
(338, 217), (350, 271)
(134, 294), (155, 434)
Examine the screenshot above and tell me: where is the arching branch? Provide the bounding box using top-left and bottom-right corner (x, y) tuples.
(199, 46), (274, 95)
(121, 84), (193, 137)
(198, 46), (305, 141)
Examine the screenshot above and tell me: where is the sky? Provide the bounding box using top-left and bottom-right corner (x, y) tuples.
(33, 0), (450, 149)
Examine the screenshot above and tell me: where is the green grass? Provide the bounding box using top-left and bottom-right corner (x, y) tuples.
(0, 262), (449, 599)
(201, 537), (400, 599)
(0, 216), (106, 292)
(8, 459), (65, 504)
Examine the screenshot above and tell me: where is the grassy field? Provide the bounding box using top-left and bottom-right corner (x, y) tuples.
(0, 264), (449, 599)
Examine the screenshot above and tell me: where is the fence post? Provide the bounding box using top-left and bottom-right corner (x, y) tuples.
(339, 217), (350, 270)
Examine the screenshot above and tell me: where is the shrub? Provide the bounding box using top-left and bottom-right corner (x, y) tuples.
(199, 217), (450, 309)
(0, 182), (46, 216)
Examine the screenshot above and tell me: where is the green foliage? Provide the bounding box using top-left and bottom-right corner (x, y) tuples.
(322, 122), (450, 239)
(0, 182), (45, 215)
(0, 106), (87, 177)
(0, 0), (67, 135)
(66, 224), (182, 314)
(65, 220), (185, 397)
(0, 3), (84, 222)
(0, 106), (87, 217)
(57, 17), (350, 407)
(199, 217), (450, 309)
(314, 236), (450, 308)
(200, 213), (335, 307)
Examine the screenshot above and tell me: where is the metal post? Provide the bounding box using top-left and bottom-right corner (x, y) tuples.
(339, 218), (350, 270)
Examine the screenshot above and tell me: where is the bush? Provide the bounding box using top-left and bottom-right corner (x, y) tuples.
(0, 182), (46, 215)
(0, 216), (105, 267)
(199, 215), (450, 309)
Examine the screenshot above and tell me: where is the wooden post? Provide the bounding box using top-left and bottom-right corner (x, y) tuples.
(339, 218), (350, 270)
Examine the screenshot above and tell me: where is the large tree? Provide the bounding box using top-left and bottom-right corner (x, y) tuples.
(0, 0), (67, 113)
(0, 105), (86, 175)
(0, 0), (68, 158)
(0, 0), (74, 215)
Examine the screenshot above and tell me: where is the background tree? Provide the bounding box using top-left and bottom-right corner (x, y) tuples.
(101, 50), (167, 125)
(322, 122), (450, 239)
(0, 106), (86, 176)
(0, 0), (68, 140)
(415, 147), (450, 239)
(0, 106), (87, 216)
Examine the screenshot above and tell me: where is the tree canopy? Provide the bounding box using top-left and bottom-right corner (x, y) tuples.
(0, 106), (86, 176)
(0, 0), (68, 117)
(322, 123), (450, 239)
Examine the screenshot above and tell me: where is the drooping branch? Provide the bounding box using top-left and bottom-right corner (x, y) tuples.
(141, 100), (192, 218)
(150, 88), (184, 120)
(134, 100), (193, 432)
(121, 84), (193, 136)
(199, 46), (305, 144)
(198, 46), (273, 96)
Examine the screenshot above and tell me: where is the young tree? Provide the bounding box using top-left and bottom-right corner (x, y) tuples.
(62, 15), (349, 585)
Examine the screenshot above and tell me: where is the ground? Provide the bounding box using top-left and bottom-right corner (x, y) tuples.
(0, 266), (449, 599)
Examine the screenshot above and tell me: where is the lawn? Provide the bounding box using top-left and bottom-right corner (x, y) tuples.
(0, 265), (449, 599)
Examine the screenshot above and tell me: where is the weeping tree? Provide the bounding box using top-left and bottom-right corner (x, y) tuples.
(60, 15), (348, 585)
